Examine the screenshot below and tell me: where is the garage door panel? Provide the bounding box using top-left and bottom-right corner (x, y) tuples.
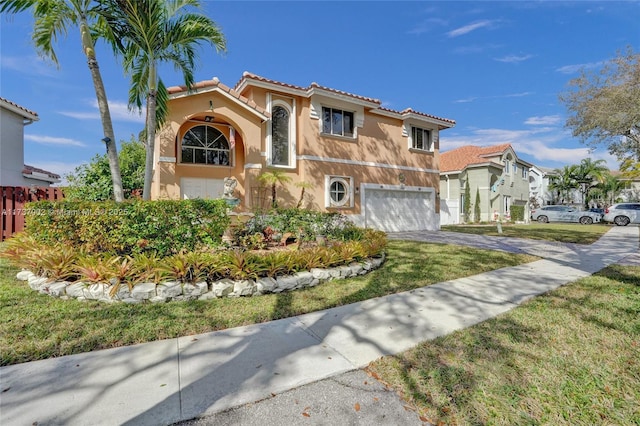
(364, 189), (435, 232)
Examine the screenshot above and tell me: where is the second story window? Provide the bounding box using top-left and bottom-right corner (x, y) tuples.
(271, 105), (290, 166)
(411, 126), (433, 151)
(322, 107), (354, 137)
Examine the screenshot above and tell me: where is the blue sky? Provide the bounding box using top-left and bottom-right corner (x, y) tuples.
(1, 0), (639, 183)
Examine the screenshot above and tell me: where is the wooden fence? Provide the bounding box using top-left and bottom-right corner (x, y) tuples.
(1, 186), (64, 241)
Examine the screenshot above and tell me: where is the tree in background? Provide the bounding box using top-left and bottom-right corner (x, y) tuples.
(549, 165), (579, 204)
(559, 47), (640, 175)
(97, 0), (226, 200)
(65, 137), (144, 201)
(573, 158), (609, 207)
(1, 0), (125, 202)
(474, 188), (481, 223)
(463, 179), (471, 223)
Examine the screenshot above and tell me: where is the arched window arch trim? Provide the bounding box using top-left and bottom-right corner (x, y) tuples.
(180, 124), (234, 167)
(267, 96), (296, 168)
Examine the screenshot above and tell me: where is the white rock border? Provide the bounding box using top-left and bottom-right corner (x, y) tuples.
(16, 254), (386, 304)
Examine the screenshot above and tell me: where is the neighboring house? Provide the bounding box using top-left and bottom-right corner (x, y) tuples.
(529, 165), (557, 207)
(0, 97), (60, 187)
(611, 171), (640, 202)
(152, 72), (455, 232)
(439, 144), (531, 224)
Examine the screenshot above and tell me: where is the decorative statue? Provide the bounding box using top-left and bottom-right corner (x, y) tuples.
(223, 177), (238, 199)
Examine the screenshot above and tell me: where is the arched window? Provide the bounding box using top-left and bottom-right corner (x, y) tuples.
(271, 105), (290, 166)
(181, 125), (230, 166)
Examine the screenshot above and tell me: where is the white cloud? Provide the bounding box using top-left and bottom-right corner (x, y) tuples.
(453, 97), (478, 103)
(555, 61), (603, 74)
(24, 134), (87, 147)
(59, 99), (145, 123)
(446, 20), (496, 37)
(1, 54), (57, 77)
(452, 92), (532, 103)
(440, 126), (619, 170)
(408, 18), (448, 35)
(525, 115), (563, 125)
(494, 54), (534, 63)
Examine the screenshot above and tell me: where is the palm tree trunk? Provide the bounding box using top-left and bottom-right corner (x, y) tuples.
(271, 183), (277, 208)
(142, 90), (157, 200)
(80, 21), (124, 202)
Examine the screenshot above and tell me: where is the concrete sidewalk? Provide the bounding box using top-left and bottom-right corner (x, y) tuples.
(1, 226), (638, 426)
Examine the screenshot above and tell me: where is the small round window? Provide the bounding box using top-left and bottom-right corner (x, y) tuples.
(329, 178), (349, 207)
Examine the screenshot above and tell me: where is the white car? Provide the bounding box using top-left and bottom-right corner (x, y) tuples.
(530, 205), (602, 224)
(602, 203), (640, 226)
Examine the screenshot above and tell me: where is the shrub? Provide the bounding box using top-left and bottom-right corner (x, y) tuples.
(24, 199), (230, 257)
(237, 208), (363, 243)
(510, 205), (525, 222)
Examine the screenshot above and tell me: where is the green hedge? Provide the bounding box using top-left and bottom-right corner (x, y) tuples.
(25, 199), (230, 257)
(510, 205), (525, 222)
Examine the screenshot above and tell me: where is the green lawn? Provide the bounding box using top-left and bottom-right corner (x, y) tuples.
(0, 240), (537, 366)
(441, 223), (610, 244)
(367, 264), (640, 425)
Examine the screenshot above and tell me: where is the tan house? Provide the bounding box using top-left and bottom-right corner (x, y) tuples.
(152, 72), (455, 232)
(439, 143), (531, 224)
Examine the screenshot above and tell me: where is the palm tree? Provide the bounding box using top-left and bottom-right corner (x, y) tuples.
(97, 0), (226, 200)
(550, 165), (579, 204)
(1, 0), (125, 202)
(574, 158), (609, 206)
(597, 174), (625, 206)
(258, 170), (293, 208)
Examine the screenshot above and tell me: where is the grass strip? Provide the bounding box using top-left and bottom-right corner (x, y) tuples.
(441, 223), (610, 244)
(367, 264), (640, 425)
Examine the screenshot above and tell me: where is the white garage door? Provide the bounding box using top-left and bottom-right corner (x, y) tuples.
(181, 177), (225, 199)
(364, 188), (436, 232)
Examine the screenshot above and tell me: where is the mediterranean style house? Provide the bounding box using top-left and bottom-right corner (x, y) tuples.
(439, 143), (532, 224)
(0, 97), (60, 187)
(152, 72), (455, 232)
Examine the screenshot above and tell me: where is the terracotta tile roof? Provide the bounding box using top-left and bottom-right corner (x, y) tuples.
(236, 72), (455, 125)
(168, 73), (455, 127)
(378, 106), (456, 125)
(23, 164), (61, 180)
(166, 77), (269, 117)
(0, 97), (38, 120)
(440, 143), (513, 173)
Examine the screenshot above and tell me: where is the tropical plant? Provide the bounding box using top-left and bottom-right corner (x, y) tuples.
(594, 173), (626, 206)
(97, 0), (226, 200)
(65, 137), (145, 201)
(36, 245), (79, 281)
(0, 0), (124, 201)
(222, 250), (266, 280)
(74, 255), (111, 283)
(260, 251), (296, 277)
(549, 165), (579, 204)
(295, 181), (314, 209)
(573, 158), (609, 206)
(258, 170), (293, 208)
